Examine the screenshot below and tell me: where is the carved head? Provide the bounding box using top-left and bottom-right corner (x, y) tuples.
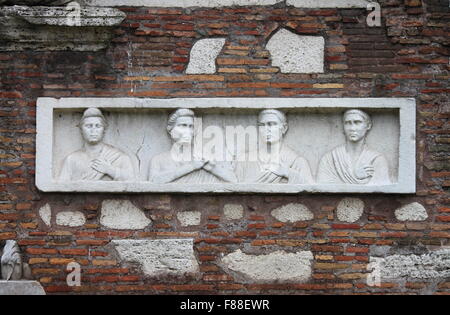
(167, 108), (195, 145)
(343, 109), (372, 143)
(78, 108), (108, 145)
(258, 109), (288, 144)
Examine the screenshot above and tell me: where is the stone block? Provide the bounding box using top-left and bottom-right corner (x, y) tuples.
(336, 198), (364, 223)
(186, 38), (226, 74)
(395, 202), (428, 222)
(56, 211), (86, 227)
(221, 249), (314, 283)
(38, 203), (52, 227)
(0, 281), (46, 295)
(271, 203), (314, 222)
(36, 97), (416, 194)
(266, 29), (324, 74)
(223, 204), (244, 220)
(100, 200), (151, 230)
(177, 211), (201, 226)
(112, 239), (200, 277)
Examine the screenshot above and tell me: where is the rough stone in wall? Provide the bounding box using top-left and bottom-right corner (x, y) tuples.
(0, 281), (46, 295)
(100, 200), (152, 230)
(223, 204), (244, 220)
(0, 4), (126, 51)
(38, 204), (51, 227)
(177, 211), (201, 226)
(271, 203), (313, 223)
(266, 29), (324, 73)
(336, 198), (364, 223)
(55, 211), (86, 227)
(112, 239), (200, 277)
(395, 202), (429, 222)
(221, 249), (314, 283)
(369, 249), (450, 281)
(186, 38), (226, 74)
(1, 5), (127, 27)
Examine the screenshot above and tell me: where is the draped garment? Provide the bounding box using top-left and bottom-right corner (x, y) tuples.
(59, 144), (135, 181)
(317, 145), (391, 185)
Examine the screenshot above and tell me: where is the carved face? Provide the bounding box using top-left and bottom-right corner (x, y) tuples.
(258, 113), (286, 144)
(80, 117), (105, 144)
(170, 116), (194, 144)
(343, 113), (371, 142)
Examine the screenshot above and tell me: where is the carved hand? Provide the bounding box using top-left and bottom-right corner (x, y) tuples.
(191, 159), (207, 170)
(267, 163), (290, 178)
(203, 160), (216, 172)
(91, 159), (116, 178)
(354, 165), (375, 180)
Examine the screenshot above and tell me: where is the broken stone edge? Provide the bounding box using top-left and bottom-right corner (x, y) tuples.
(0, 5), (126, 27)
(0, 281), (46, 295)
(36, 97), (416, 194)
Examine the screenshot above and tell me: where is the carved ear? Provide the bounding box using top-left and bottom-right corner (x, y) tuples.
(282, 123), (289, 135)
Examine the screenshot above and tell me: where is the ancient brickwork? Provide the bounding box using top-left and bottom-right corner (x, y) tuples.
(0, 0), (449, 294)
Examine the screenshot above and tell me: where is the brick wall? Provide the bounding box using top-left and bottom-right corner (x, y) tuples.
(0, 0), (449, 294)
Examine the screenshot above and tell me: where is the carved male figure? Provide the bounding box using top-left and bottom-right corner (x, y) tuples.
(59, 108), (136, 181)
(235, 109), (314, 184)
(317, 109), (391, 185)
(149, 108), (237, 184)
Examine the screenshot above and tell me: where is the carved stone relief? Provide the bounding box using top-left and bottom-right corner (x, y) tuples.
(59, 108), (136, 181)
(0, 240), (31, 281)
(36, 97), (416, 193)
(317, 109), (392, 185)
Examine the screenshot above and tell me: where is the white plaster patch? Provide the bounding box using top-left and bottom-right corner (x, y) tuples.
(100, 200), (151, 230)
(287, 0), (373, 8)
(223, 204), (244, 220)
(39, 203), (52, 227)
(112, 239), (200, 277)
(177, 211), (201, 226)
(271, 203), (314, 222)
(336, 198), (364, 223)
(221, 249), (314, 283)
(56, 211), (86, 227)
(369, 249), (450, 280)
(395, 202), (428, 222)
(186, 38), (225, 74)
(87, 0), (283, 7)
(266, 29), (324, 73)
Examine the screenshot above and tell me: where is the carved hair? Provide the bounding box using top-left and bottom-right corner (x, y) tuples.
(167, 108), (195, 133)
(258, 109), (288, 134)
(79, 108), (108, 128)
(258, 109), (287, 125)
(343, 109), (372, 127)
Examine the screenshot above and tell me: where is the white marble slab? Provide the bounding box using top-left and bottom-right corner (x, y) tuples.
(36, 97), (416, 193)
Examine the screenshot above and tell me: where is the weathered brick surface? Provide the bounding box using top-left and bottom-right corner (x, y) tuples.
(0, 0), (449, 295)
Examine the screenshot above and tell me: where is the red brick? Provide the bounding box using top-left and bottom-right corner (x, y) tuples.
(0, 232), (17, 240)
(27, 248), (58, 255)
(0, 91), (22, 98)
(331, 224), (361, 230)
(59, 249), (89, 256)
(247, 223), (266, 229)
(437, 216), (450, 222)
